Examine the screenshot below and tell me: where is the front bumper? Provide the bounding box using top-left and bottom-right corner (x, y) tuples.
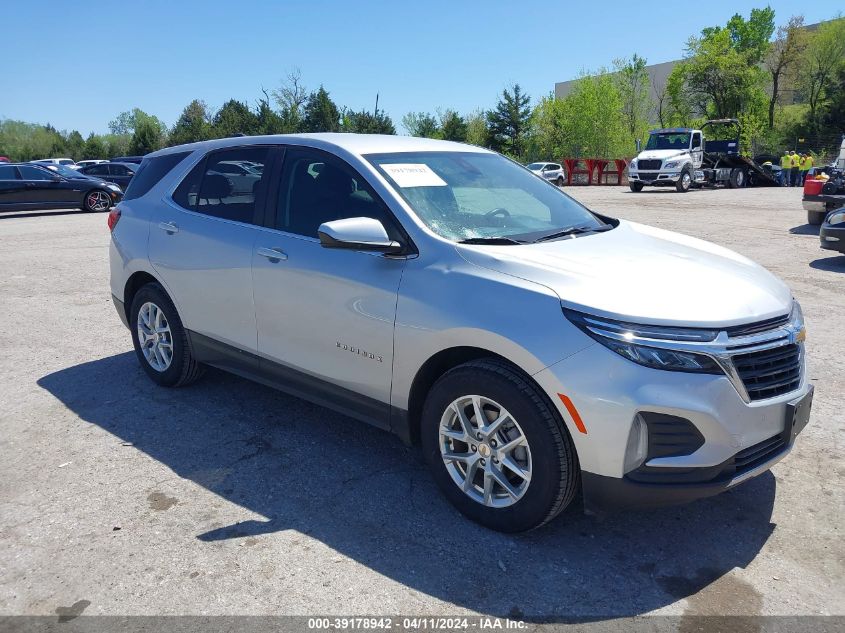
(820, 222), (845, 253)
(533, 341), (812, 514)
(629, 171), (680, 184)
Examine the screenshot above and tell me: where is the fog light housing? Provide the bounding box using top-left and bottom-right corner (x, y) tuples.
(624, 414), (649, 473)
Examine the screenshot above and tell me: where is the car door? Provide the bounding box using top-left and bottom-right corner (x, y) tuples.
(252, 147), (407, 424)
(108, 164), (132, 189)
(147, 146), (277, 354)
(0, 165), (26, 208)
(16, 165), (72, 205)
(691, 133), (703, 169)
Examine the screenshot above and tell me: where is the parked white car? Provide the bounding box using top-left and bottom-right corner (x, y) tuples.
(108, 134), (812, 532)
(527, 162), (566, 186)
(33, 157), (79, 169)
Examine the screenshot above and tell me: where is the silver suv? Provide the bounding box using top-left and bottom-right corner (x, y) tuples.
(109, 134), (812, 532)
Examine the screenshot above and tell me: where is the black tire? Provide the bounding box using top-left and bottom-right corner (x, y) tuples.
(629, 182), (644, 192)
(556, 176), (565, 187)
(728, 168), (746, 189)
(675, 167), (692, 193)
(129, 282), (204, 387)
(421, 359), (579, 532)
(807, 209), (827, 226)
(82, 189), (112, 212)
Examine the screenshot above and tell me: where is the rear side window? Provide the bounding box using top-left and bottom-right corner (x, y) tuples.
(86, 164), (109, 176)
(172, 146), (271, 225)
(0, 165), (18, 180)
(123, 151), (191, 201)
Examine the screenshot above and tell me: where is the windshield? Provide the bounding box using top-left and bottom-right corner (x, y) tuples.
(367, 152), (606, 242)
(645, 133), (691, 151)
(39, 164), (84, 178)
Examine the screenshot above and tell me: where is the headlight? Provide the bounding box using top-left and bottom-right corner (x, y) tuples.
(663, 161), (679, 169)
(107, 184), (121, 192)
(629, 159), (637, 169)
(563, 308), (721, 373)
(789, 299), (806, 343)
(827, 211), (845, 225)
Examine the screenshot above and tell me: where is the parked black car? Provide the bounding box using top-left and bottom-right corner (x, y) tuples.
(78, 161), (137, 190)
(110, 155), (144, 164)
(820, 207), (845, 255)
(0, 163), (123, 212)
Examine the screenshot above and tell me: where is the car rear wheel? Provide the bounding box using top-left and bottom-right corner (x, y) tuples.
(556, 176), (565, 187)
(129, 283), (203, 387)
(421, 359), (579, 532)
(83, 189), (111, 212)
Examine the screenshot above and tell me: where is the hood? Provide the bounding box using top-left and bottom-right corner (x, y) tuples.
(456, 221), (792, 327)
(635, 149), (688, 161)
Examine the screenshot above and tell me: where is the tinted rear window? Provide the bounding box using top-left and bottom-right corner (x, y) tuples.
(123, 151), (191, 201)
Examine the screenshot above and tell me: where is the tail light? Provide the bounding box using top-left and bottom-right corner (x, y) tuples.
(107, 207), (122, 232)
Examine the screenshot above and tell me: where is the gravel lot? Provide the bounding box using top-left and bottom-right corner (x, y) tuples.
(0, 186), (842, 622)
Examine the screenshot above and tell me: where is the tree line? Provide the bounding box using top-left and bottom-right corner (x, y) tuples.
(1, 8), (843, 163)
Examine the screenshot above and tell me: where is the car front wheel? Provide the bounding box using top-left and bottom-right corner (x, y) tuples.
(421, 359), (579, 532)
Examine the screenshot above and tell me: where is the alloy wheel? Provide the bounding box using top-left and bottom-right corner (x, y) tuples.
(86, 190), (111, 212)
(137, 302), (173, 371)
(439, 395), (532, 508)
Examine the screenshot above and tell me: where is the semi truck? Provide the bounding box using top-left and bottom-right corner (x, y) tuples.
(628, 119), (778, 193)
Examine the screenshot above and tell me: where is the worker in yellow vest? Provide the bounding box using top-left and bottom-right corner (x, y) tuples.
(780, 151), (792, 186)
(799, 154), (814, 186)
(790, 150), (801, 187)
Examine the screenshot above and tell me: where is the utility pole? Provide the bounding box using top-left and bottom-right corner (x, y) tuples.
(374, 93), (379, 116)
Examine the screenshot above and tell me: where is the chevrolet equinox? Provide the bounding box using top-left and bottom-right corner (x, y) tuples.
(109, 134), (813, 532)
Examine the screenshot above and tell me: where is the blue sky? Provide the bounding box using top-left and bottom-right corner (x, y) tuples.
(2, 1), (841, 135)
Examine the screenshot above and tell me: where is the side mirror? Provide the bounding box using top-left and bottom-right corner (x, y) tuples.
(318, 217), (403, 254)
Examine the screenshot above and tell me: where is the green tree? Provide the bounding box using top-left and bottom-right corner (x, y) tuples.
(527, 95), (567, 160)
(301, 86), (341, 133)
(553, 71), (627, 158)
(65, 130), (85, 161)
(343, 108), (396, 134)
(169, 99), (212, 146)
(613, 54), (652, 148)
(273, 69), (308, 133)
(256, 91), (287, 135)
(486, 83), (531, 158)
(82, 133), (106, 159)
(130, 116), (163, 155)
(212, 99), (259, 138)
(438, 110), (467, 142)
(402, 112), (439, 137)
(109, 108), (166, 138)
(800, 17), (845, 134)
(465, 110), (490, 147)
(702, 7), (776, 64)
(765, 16), (808, 129)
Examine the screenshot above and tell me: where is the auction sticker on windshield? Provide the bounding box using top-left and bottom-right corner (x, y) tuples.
(380, 163), (447, 187)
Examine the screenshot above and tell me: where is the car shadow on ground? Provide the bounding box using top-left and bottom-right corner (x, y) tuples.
(0, 209), (91, 221)
(809, 255), (845, 272)
(38, 353), (778, 620)
(789, 224), (821, 236)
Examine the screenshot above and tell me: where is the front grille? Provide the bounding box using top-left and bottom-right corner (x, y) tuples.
(732, 434), (786, 472)
(733, 344), (801, 401)
(638, 159), (662, 171)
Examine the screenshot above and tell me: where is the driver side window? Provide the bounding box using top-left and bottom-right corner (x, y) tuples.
(275, 149), (396, 239)
(692, 133), (702, 149)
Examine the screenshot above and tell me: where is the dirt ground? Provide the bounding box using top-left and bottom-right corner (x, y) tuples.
(0, 185), (842, 622)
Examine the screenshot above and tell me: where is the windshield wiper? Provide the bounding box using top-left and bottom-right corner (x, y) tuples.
(458, 236), (526, 245)
(532, 224), (613, 243)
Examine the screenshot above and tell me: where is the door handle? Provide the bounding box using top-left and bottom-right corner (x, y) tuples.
(257, 247), (288, 262)
(158, 221), (178, 234)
